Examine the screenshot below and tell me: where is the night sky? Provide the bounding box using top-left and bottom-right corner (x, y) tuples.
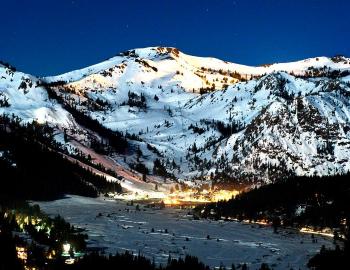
(1, 0), (349, 76)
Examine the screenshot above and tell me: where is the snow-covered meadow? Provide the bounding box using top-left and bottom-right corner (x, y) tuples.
(35, 195), (334, 269)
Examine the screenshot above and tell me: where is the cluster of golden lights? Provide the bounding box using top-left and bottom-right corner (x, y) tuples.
(163, 188), (239, 205)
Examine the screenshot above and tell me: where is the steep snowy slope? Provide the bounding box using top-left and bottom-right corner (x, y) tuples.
(1, 47), (350, 189)
(46, 47), (243, 94)
(40, 47), (350, 186)
(187, 73), (350, 184)
(46, 47), (350, 90)
(0, 63), (71, 126)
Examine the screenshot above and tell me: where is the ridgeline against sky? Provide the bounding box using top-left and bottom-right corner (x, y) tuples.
(1, 0), (349, 76)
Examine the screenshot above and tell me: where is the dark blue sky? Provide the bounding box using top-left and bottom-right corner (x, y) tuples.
(1, 0), (349, 76)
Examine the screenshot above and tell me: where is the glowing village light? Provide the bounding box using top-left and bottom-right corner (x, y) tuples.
(62, 243), (71, 254)
(16, 246), (27, 261)
(112, 183), (239, 206)
(65, 258), (76, 265)
(162, 189), (239, 205)
(299, 227), (334, 238)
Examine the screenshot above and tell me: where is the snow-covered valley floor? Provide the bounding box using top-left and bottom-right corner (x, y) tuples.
(35, 195), (334, 269)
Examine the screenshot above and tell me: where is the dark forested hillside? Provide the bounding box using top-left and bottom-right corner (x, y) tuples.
(0, 115), (122, 201)
(197, 174), (350, 229)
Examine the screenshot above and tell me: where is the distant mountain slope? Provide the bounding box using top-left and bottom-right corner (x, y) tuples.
(0, 63), (71, 126)
(1, 47), (350, 189)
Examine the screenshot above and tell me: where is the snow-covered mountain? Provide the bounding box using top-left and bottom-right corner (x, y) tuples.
(1, 47), (350, 189)
(0, 62), (71, 126)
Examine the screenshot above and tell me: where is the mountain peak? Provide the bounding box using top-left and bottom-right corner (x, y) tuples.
(2, 48), (350, 187)
(118, 46), (181, 60)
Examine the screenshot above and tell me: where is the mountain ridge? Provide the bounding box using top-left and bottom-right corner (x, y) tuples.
(1, 46), (350, 195)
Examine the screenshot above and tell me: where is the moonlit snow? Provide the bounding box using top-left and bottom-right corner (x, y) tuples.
(2, 49), (350, 186)
(36, 195), (334, 270)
